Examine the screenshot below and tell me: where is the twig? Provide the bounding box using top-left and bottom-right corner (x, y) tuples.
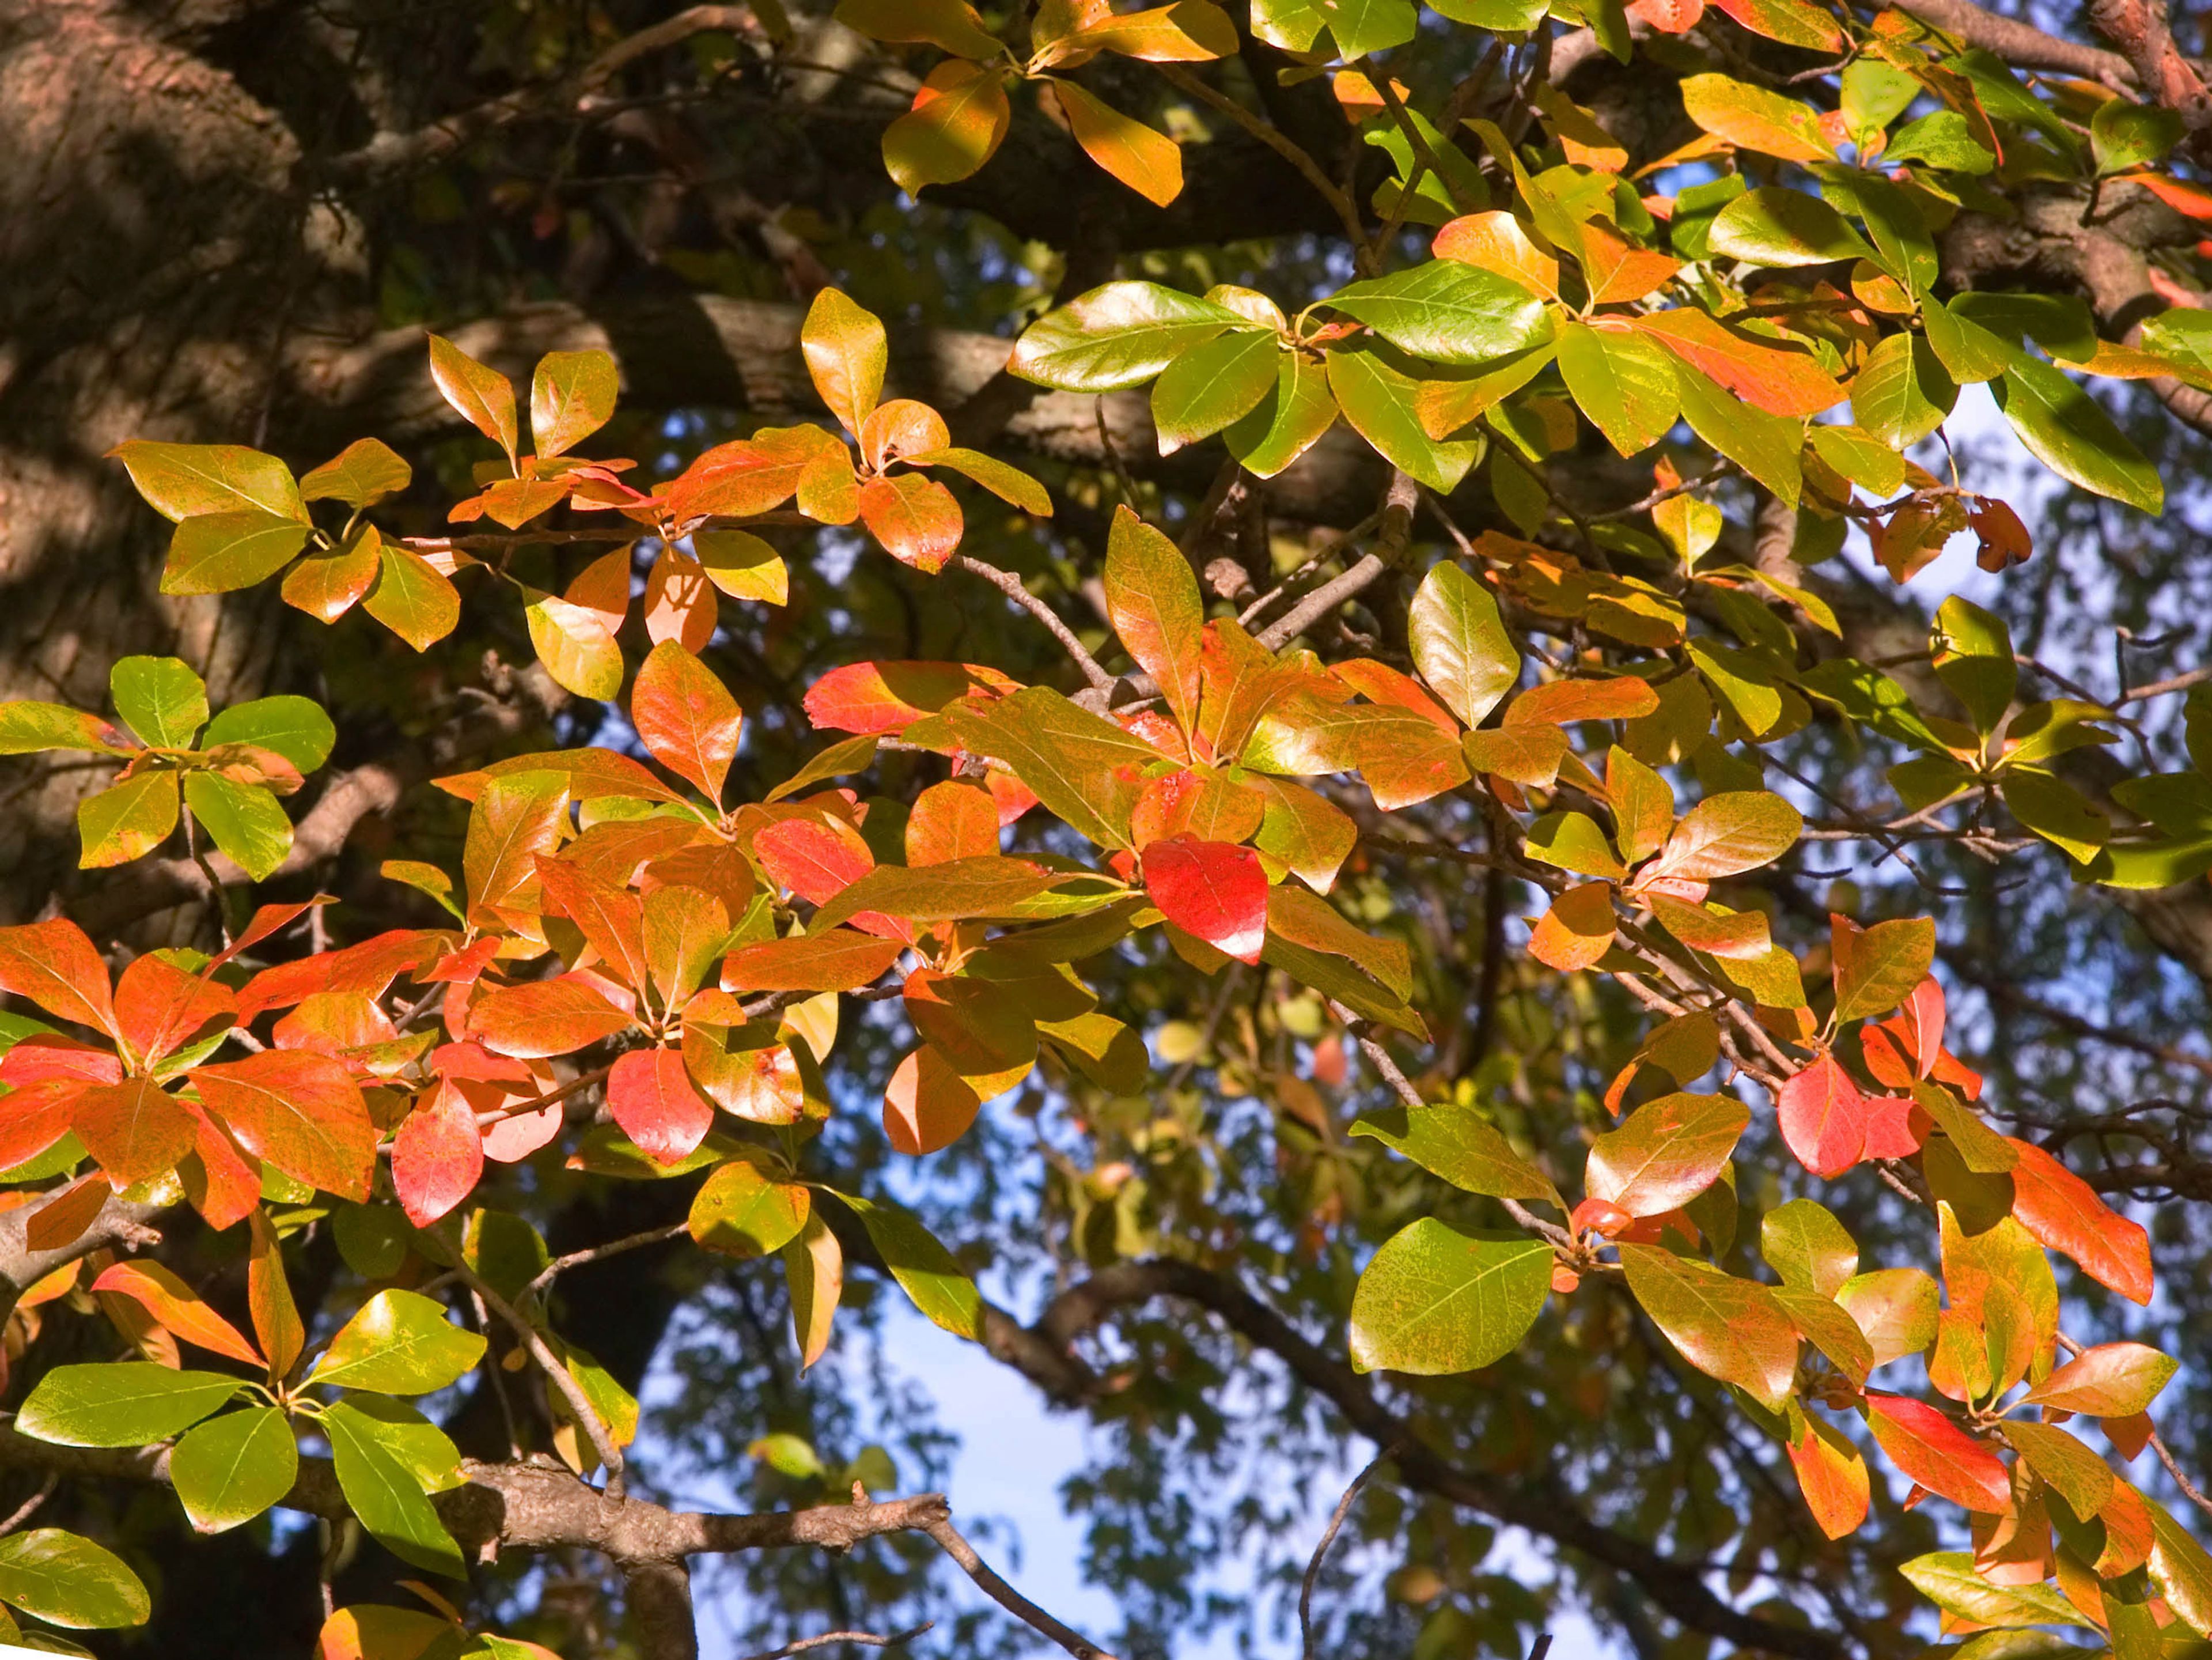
(918, 1512), (1119, 1660)
(525, 1222), (690, 1300)
(737, 1623), (934, 1660)
(954, 555), (1113, 691)
(1300, 1443), (1402, 1659)
(0, 1472), (56, 1537)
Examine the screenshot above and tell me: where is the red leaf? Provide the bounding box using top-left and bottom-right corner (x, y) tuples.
(391, 1079), (484, 1228)
(755, 818), (873, 907)
(533, 857), (649, 992)
(801, 660), (1016, 736)
(183, 1101), (263, 1232)
(0, 1079), (88, 1170)
(634, 639), (741, 804)
(665, 427), (847, 522)
(1865, 1394), (2012, 1512)
(606, 1048), (714, 1166)
(1862, 1092), (1922, 1160)
(0, 1037), (122, 1086)
(858, 473), (963, 573)
(234, 929), (442, 1021)
(2007, 1136), (2153, 1304)
(469, 977), (636, 1059)
(114, 954), (235, 1065)
(1778, 1056), (1866, 1179)
(90, 1261), (263, 1367)
(0, 918), (116, 1036)
(1141, 835), (1267, 965)
(191, 1050), (378, 1201)
(74, 1078), (195, 1185)
(883, 1046), (982, 1155)
(25, 1177), (109, 1254)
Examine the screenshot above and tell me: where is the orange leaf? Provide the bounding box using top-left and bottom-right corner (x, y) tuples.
(859, 472), (963, 573)
(2006, 1137), (2153, 1304)
(884, 1046), (984, 1155)
(1527, 882), (1616, 971)
(1788, 1413), (1871, 1539)
(193, 1050), (379, 1201)
(633, 639), (741, 805)
(1050, 80), (1183, 207)
(1866, 1394), (2012, 1512)
(92, 1260), (264, 1368)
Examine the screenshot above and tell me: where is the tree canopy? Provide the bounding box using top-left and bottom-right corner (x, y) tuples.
(2, 1), (2212, 1657)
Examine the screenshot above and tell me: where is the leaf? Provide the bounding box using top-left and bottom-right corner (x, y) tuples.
(908, 446), (1052, 515)
(0, 920), (116, 1035)
(1527, 880), (1616, 970)
(1673, 361), (1803, 506)
(1900, 1553), (2089, 1629)
(324, 1401), (466, 1578)
(694, 528), (789, 605)
(883, 1046), (983, 1155)
(78, 773), (181, 869)
(783, 1212), (843, 1370)
(606, 1048), (714, 1167)
(1851, 334), (1957, 450)
(1830, 916), (1936, 1023)
(16, 1364), (240, 1448)
(522, 588), (624, 701)
(1999, 1420), (2116, 1519)
(1762, 1199), (1858, 1295)
(301, 438), (412, 508)
(1787, 1413), (1870, 1540)
(1317, 0), (1416, 54)
(204, 695), (336, 774)
(1586, 1092), (1747, 1216)
(1864, 1394), (2010, 1511)
(112, 441), (305, 524)
(1408, 562), (1517, 728)
(1325, 262), (1550, 367)
(1050, 80), (1182, 206)
(2024, 1341), (2176, 1416)
(1557, 323), (1680, 457)
(470, 979), (634, 1060)
(2005, 1136), (2153, 1303)
(1105, 505), (1203, 733)
(171, 1406), (298, 1533)
(858, 472), (961, 574)
(391, 1081), (486, 1228)
(1679, 73), (1835, 161)
(632, 640), (741, 805)
(1325, 343), (1480, 491)
(1619, 1243), (1799, 1410)
(834, 1193), (983, 1341)
(883, 60), (1011, 194)
(2092, 97), (2183, 175)
(2148, 1498), (2212, 1637)
(90, 1261), (262, 1367)
(427, 335), (518, 466)
(1142, 835), (1267, 965)
(834, 0), (1002, 56)
(1631, 308), (1845, 419)
(1643, 791), (1802, 883)
(811, 855), (1065, 933)
(74, 1077), (195, 1184)
(191, 1050), (378, 1201)
(1835, 1266), (1937, 1366)
(690, 1155), (811, 1256)
(184, 773), (293, 881)
(0, 701), (120, 755)
(1993, 353), (2161, 515)
(1224, 350), (1339, 478)
(111, 656), (207, 748)
(161, 510), (312, 595)
(1012, 281), (1249, 391)
(1349, 1219), (1552, 1375)
(363, 543), (462, 652)
(720, 931), (905, 993)
(945, 687), (1156, 850)
(1150, 329), (1280, 454)
(1708, 187), (1874, 267)
(0, 1530), (149, 1629)
(310, 1289), (488, 1395)
(529, 349), (618, 457)
(1349, 1103), (1562, 1208)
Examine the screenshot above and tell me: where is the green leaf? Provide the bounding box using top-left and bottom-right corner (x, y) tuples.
(1558, 323), (1679, 457)
(944, 686), (1156, 851)
(325, 1396), (463, 1494)
(1931, 595), (2016, 736)
(111, 656), (207, 748)
(833, 1193), (983, 1341)
(16, 1364), (241, 1448)
(161, 511), (312, 596)
(689, 1156), (812, 1259)
(300, 437), (412, 508)
(324, 1398), (466, 1578)
(531, 349), (619, 457)
(184, 773), (293, 882)
(1010, 282), (1252, 391)
(1851, 334), (1956, 449)
(0, 1531), (149, 1629)
(110, 441), (306, 524)
(1993, 353), (2162, 515)
(0, 702), (122, 757)
(78, 773), (181, 869)
(1348, 1219), (1552, 1375)
(363, 544), (462, 652)
(309, 1289), (488, 1395)
(1619, 1243), (1799, 1411)
(2092, 97), (2182, 176)
(1762, 1199), (1858, 1295)
(1673, 361), (1801, 506)
(1325, 343), (1480, 491)
(170, 1406), (298, 1533)
(1350, 1103), (1563, 1208)
(203, 695), (336, 774)
(1833, 915), (1937, 1023)
(1884, 111), (1995, 172)
(1104, 504), (1205, 735)
(1921, 297), (2014, 385)
(1224, 350), (1339, 479)
(2000, 768), (2109, 864)
(1151, 330), (1281, 455)
(1586, 1092), (1747, 1217)
(1707, 188), (1874, 267)
(522, 588), (624, 701)
(1320, 0), (1416, 54)
(1900, 1553), (2090, 1629)
(1325, 262), (1549, 368)
(1408, 561), (1518, 728)
(1951, 293), (2097, 363)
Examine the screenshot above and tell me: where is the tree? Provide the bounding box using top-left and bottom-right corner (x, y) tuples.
(1, 0), (2211, 1655)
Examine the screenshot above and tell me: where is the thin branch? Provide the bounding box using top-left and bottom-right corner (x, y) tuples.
(953, 555), (1113, 691)
(738, 1624), (934, 1660)
(525, 1222), (691, 1300)
(1300, 1443), (1401, 1659)
(918, 1511), (1120, 1660)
